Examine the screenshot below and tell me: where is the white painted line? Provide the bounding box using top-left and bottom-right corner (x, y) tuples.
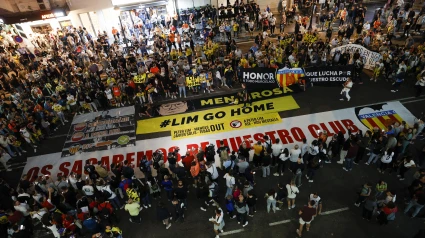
(320, 207), (350, 215)
(401, 98), (425, 104)
(269, 219), (292, 226)
(49, 134), (68, 138)
(221, 228), (245, 236)
(268, 207), (350, 227)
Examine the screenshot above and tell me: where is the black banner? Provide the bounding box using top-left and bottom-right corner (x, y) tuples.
(303, 66), (354, 86)
(241, 68), (280, 90)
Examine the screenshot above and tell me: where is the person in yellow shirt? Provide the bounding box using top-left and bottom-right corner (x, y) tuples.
(186, 47), (193, 65)
(193, 75), (200, 94)
(186, 74), (194, 91)
(240, 57), (248, 68)
(233, 22), (239, 38)
(252, 141), (264, 168)
(170, 49), (178, 61)
(125, 198), (141, 223)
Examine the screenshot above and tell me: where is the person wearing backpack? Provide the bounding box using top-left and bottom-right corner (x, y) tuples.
(99, 180), (122, 210)
(208, 181), (220, 207)
(217, 140), (230, 167)
(126, 183), (141, 205)
(354, 182), (372, 207)
(97, 197), (114, 225)
(95, 162), (109, 181)
(118, 176), (132, 194)
(139, 156), (152, 178)
(147, 176), (161, 199)
(271, 139), (283, 167)
(377, 201), (397, 225)
(286, 180), (299, 209)
(263, 136), (273, 153)
(223, 151), (236, 172)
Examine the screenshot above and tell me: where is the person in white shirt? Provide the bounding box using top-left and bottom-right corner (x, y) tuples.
(379, 150), (393, 174)
(274, 148), (289, 176)
(219, 24), (225, 41)
(363, 21), (371, 32)
(0, 148), (12, 171)
(207, 162), (219, 181)
(99, 180), (123, 210)
(340, 77), (353, 101)
(290, 145), (302, 164)
(262, 30), (269, 40)
(223, 171), (235, 198)
(286, 180), (299, 209)
(272, 139), (283, 166)
(31, 207), (47, 221)
(288, 52), (296, 64)
(14, 200), (30, 216)
(211, 207), (225, 238)
(67, 173), (78, 190)
(19, 127), (37, 153)
(269, 15), (277, 35)
(309, 193), (323, 215)
(82, 180), (95, 197)
(265, 189), (280, 213)
(399, 156), (416, 180)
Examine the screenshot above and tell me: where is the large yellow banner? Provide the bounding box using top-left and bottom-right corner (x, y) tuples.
(171, 113), (282, 140)
(136, 96), (299, 134)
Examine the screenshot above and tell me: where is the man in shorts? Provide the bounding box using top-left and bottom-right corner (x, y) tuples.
(297, 200), (317, 237)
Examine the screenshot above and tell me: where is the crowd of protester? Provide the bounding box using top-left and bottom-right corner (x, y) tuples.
(0, 111), (424, 237)
(0, 0), (425, 237)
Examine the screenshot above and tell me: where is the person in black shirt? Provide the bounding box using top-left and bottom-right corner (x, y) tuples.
(19, 175), (31, 193)
(84, 160), (97, 181)
(11, 224), (30, 238)
(75, 174), (85, 191)
(262, 150), (272, 178)
(174, 180), (188, 207)
(241, 83), (251, 108)
(62, 186), (77, 210)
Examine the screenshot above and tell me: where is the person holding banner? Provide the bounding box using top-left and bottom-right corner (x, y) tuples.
(340, 78), (353, 101)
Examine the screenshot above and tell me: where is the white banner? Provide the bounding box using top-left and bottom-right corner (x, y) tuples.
(22, 101), (415, 181)
(330, 44), (382, 70)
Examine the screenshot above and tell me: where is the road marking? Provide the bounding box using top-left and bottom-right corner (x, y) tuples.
(221, 228), (245, 236)
(49, 134), (67, 138)
(269, 219), (292, 226)
(320, 207), (350, 215)
(352, 95), (425, 109)
(268, 207), (350, 226)
(401, 98), (425, 104)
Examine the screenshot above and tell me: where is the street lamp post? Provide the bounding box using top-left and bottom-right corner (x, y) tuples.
(118, 15), (129, 48)
(114, 6), (129, 50)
